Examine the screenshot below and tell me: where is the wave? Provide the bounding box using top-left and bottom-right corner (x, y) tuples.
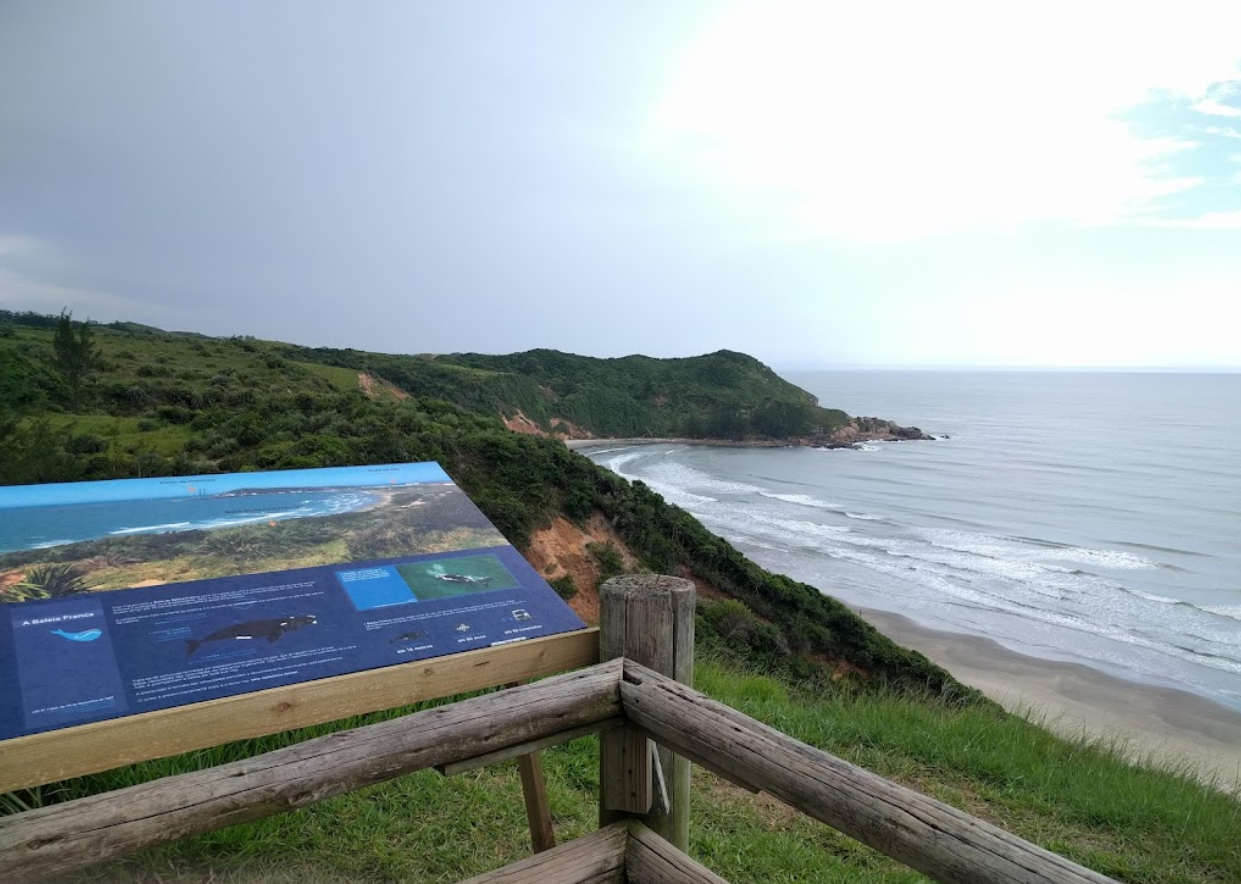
(707, 505), (1241, 669)
(844, 512), (884, 521)
(758, 492), (842, 509)
(918, 528), (1157, 572)
(600, 450), (648, 477)
(29, 538), (78, 549)
(1113, 539), (1210, 558)
(1199, 604), (1241, 622)
(109, 522), (193, 536)
(1127, 588), (1182, 605)
(814, 544), (1241, 676)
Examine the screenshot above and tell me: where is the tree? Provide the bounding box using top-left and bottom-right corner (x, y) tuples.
(52, 309), (100, 409)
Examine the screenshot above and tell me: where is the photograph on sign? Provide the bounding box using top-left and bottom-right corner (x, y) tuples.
(0, 463), (586, 740)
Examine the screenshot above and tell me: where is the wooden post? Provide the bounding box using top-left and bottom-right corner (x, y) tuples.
(517, 753), (556, 853)
(504, 681), (557, 854)
(598, 574), (694, 850)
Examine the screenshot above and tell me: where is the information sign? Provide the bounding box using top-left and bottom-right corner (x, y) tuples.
(0, 463), (585, 740)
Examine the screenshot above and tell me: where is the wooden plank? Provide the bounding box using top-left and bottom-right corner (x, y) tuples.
(0, 660), (623, 883)
(0, 627), (599, 794)
(625, 821), (732, 884)
(454, 821), (628, 884)
(517, 753), (556, 853)
(437, 719), (622, 776)
(620, 662), (1120, 884)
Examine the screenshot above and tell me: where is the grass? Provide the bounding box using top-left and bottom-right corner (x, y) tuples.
(296, 362), (362, 392)
(8, 653), (1236, 884)
(34, 413), (195, 458)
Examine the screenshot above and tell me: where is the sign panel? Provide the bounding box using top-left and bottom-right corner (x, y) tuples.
(0, 463), (585, 740)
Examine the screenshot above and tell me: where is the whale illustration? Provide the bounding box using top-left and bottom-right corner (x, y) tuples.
(186, 614), (318, 656)
(434, 574), (493, 587)
(50, 628), (102, 642)
(390, 629), (426, 644)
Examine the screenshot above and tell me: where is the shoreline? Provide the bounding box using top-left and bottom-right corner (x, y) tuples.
(862, 607), (1241, 792)
(565, 430), (934, 452)
(566, 436), (789, 450)
(572, 436), (1241, 793)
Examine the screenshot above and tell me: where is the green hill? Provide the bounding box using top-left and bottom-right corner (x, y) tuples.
(290, 344), (852, 439)
(0, 309), (961, 697)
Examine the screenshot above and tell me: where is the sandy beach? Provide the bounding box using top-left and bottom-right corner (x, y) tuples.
(862, 608), (1241, 792)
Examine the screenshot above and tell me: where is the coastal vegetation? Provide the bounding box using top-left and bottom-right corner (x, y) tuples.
(0, 309), (950, 693)
(290, 344), (852, 440)
(1, 310), (1238, 882)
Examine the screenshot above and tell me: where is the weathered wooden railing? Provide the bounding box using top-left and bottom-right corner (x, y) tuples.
(0, 577), (1121, 884)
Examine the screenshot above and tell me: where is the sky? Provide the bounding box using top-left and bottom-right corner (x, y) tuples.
(2, 1), (1239, 369)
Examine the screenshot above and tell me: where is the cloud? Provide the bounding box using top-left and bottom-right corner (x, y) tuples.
(1201, 126), (1241, 139)
(649, 0), (1241, 243)
(1194, 83), (1241, 118)
(0, 235), (169, 320)
(1195, 99), (1241, 119)
(1141, 210), (1241, 229)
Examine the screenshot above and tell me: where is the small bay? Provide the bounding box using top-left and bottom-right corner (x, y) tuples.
(586, 370), (1241, 713)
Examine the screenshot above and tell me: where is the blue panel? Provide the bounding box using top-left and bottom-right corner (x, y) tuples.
(0, 462), (587, 741)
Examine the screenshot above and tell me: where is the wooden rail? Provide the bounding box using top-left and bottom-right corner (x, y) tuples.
(0, 661), (622, 883)
(0, 628), (600, 794)
(620, 660), (1117, 884)
(449, 821), (728, 884)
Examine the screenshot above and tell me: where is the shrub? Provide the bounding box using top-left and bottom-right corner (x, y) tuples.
(586, 541), (624, 582)
(549, 575), (577, 600)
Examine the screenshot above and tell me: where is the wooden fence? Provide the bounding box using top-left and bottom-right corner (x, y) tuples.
(0, 576), (1120, 884)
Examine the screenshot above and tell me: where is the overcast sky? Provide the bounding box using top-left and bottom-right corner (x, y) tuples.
(2, 2), (1239, 369)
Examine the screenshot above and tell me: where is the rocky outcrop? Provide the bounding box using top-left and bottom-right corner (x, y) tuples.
(809, 417), (932, 449)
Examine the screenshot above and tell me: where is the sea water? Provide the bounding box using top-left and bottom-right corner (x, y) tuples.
(586, 371), (1241, 713)
(0, 489), (382, 555)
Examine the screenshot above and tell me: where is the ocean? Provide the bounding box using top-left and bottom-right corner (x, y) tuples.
(584, 371), (1241, 713)
(0, 489), (382, 555)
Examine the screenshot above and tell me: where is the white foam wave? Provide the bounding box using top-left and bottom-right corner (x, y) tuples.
(1200, 605), (1241, 622)
(30, 539), (76, 549)
(595, 450), (721, 507)
(645, 483), (718, 507)
(198, 514), (290, 530)
(601, 451), (647, 478)
(758, 492), (842, 509)
(917, 528), (1156, 572)
(644, 461), (764, 496)
(109, 522), (192, 535)
(818, 545), (1241, 676)
(1127, 589), (1182, 605)
(845, 512), (884, 521)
